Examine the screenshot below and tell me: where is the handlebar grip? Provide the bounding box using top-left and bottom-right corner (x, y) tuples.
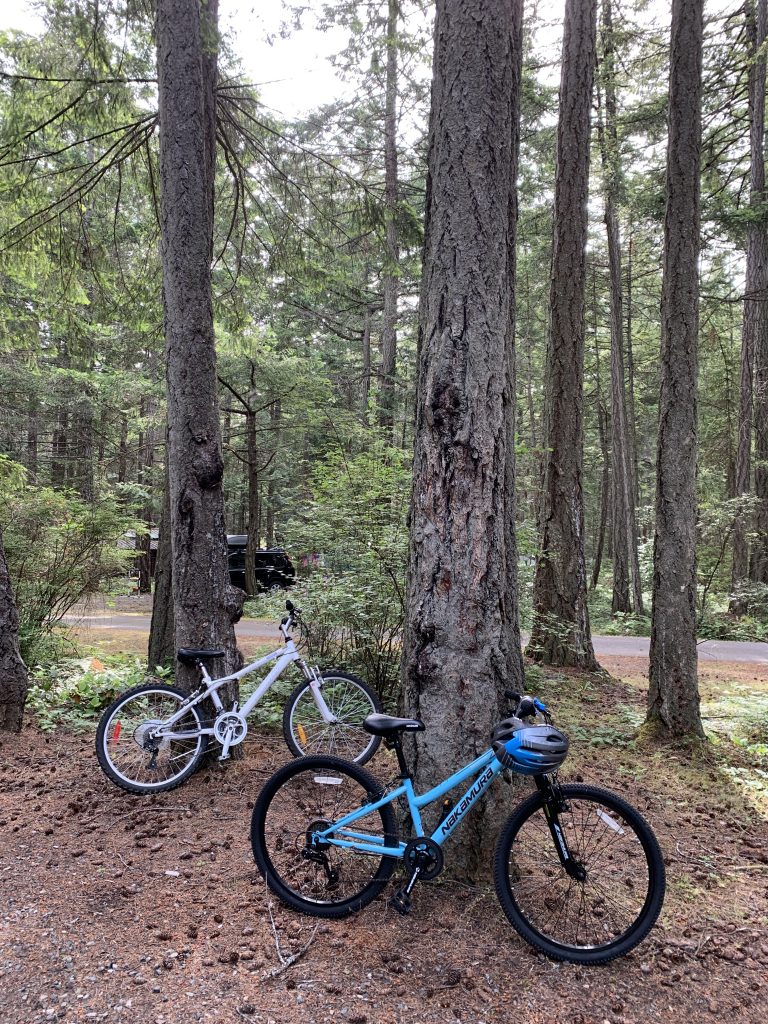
(504, 689), (522, 703)
(285, 600), (294, 612)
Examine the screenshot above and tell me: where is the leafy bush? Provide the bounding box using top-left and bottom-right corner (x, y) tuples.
(598, 611), (651, 637)
(282, 436), (409, 706)
(0, 482), (140, 664)
(26, 656), (162, 732)
(696, 613), (768, 643)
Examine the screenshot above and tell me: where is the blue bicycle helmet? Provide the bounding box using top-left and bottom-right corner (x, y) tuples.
(491, 717), (569, 775)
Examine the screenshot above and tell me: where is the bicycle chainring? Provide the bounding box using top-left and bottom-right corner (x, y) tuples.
(212, 710), (248, 746)
(403, 837), (443, 881)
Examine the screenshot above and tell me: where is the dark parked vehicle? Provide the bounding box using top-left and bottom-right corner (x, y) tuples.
(227, 537), (296, 592)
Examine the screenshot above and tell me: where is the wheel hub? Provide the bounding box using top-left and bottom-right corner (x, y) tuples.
(133, 720), (169, 751)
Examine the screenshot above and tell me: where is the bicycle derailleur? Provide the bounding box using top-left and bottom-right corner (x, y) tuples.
(390, 837), (443, 916)
(301, 820), (340, 889)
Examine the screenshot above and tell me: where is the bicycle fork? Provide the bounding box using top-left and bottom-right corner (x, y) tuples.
(299, 662), (337, 724)
(536, 776), (586, 882)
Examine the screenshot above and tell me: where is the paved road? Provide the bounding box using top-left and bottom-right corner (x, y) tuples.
(63, 613), (768, 665)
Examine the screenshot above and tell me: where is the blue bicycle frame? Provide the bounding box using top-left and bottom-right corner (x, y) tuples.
(315, 748), (507, 858)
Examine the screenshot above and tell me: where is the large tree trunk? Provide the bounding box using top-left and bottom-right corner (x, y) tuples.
(156, 0), (242, 693)
(647, 0), (704, 739)
(402, 0), (525, 883)
(0, 528), (28, 732)
(527, 0), (600, 670)
(378, 0), (400, 434)
(741, 0), (768, 593)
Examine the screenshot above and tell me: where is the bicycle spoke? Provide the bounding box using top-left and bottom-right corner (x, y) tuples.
(505, 794), (653, 952)
(260, 765), (390, 906)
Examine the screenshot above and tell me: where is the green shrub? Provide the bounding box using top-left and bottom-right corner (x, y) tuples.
(26, 655), (162, 732)
(282, 436), (408, 706)
(696, 613), (768, 643)
(0, 484), (140, 664)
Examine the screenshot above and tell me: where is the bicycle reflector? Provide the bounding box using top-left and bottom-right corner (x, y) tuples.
(491, 719), (569, 775)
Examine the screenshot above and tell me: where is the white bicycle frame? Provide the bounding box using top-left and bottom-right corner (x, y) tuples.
(152, 618), (337, 748)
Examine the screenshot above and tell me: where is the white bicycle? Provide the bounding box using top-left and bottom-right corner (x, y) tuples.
(95, 601), (382, 794)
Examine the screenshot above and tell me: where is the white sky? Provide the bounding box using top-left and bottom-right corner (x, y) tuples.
(0, 0), (353, 118)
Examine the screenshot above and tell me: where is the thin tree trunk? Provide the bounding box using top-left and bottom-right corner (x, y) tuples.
(0, 528), (28, 732)
(626, 229), (640, 511)
(402, 0), (525, 882)
(245, 410), (259, 597)
(148, 466), (175, 672)
(361, 300), (372, 420)
(597, 0), (642, 614)
(527, 0), (600, 670)
(117, 413), (128, 485)
(138, 409), (156, 595)
(648, 0), (705, 739)
(735, 0), (768, 601)
(378, 0), (400, 433)
(26, 396), (38, 483)
(156, 0), (242, 693)
(266, 398), (281, 547)
(51, 407), (68, 488)
(592, 402), (610, 591)
(591, 301), (610, 592)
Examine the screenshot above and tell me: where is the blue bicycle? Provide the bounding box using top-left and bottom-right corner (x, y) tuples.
(251, 690), (666, 964)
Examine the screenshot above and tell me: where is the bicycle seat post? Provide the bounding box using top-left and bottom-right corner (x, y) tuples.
(387, 734), (411, 779)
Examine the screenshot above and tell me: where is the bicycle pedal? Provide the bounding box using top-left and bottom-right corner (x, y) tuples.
(389, 889), (412, 916)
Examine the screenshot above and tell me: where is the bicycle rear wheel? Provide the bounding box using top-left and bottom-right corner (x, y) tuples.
(251, 755), (398, 917)
(96, 683), (207, 794)
(494, 783), (665, 964)
(282, 672), (382, 764)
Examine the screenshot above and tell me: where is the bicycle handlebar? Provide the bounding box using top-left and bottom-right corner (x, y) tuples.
(504, 688), (550, 722)
(280, 600), (302, 640)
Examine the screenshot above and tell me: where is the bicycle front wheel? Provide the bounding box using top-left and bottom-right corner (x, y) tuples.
(251, 755), (398, 917)
(494, 783), (665, 964)
(96, 683), (208, 795)
(282, 672), (382, 764)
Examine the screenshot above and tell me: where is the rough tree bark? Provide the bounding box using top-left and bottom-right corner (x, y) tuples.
(148, 462), (175, 672)
(590, 286), (610, 592)
(156, 0), (242, 692)
(0, 528), (28, 732)
(527, 0), (600, 670)
(740, 0), (768, 593)
(378, 0), (400, 433)
(647, 0), (705, 738)
(597, 0), (643, 615)
(402, 0), (525, 882)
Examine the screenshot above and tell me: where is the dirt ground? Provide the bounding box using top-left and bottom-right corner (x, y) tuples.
(1, 662), (767, 1024)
